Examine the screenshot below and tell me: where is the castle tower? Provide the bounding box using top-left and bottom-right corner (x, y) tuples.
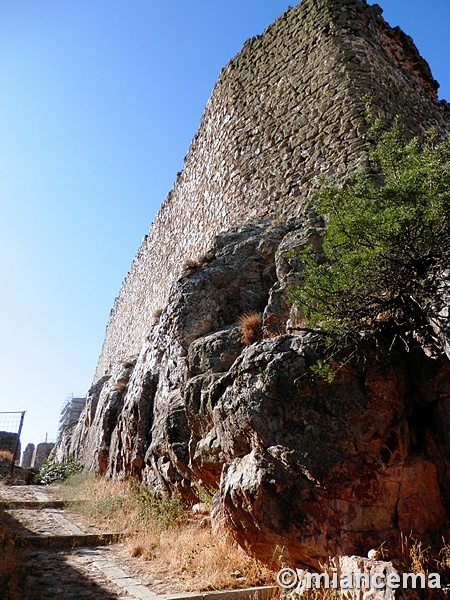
(94, 0), (450, 381)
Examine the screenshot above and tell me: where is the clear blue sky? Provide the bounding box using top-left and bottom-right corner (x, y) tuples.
(0, 0), (449, 453)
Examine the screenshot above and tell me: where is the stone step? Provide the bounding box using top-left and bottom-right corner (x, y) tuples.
(159, 587), (278, 600)
(1, 485), (278, 599)
(18, 532), (124, 548)
(0, 499), (88, 510)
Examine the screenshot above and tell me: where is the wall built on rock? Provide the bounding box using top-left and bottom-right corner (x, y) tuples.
(94, 0), (450, 380)
(60, 0), (450, 567)
(62, 217), (450, 566)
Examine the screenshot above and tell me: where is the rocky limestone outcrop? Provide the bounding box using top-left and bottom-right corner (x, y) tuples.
(59, 218), (450, 567)
(208, 336), (449, 567)
(55, 0), (450, 571)
(64, 220), (298, 480)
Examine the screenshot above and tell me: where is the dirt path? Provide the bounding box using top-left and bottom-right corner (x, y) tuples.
(0, 483), (161, 599)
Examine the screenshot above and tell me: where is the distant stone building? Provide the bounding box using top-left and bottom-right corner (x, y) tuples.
(21, 443), (35, 468)
(31, 442), (55, 470)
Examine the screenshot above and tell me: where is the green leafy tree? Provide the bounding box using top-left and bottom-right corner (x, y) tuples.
(291, 118), (450, 363)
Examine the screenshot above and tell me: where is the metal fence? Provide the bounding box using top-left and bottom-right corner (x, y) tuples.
(0, 411), (25, 478)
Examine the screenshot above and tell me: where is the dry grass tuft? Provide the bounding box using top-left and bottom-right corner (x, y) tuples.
(393, 533), (450, 596)
(182, 258), (199, 275)
(116, 379), (127, 393)
(438, 538), (450, 573)
(238, 311), (262, 346)
(153, 307), (163, 320)
(399, 533), (430, 576)
(121, 356), (137, 368)
(131, 544), (145, 558)
(0, 450), (14, 466)
(0, 451), (14, 479)
(57, 473), (135, 531)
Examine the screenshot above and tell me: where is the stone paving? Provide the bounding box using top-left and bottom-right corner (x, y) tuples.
(1, 482), (276, 600)
(0, 483), (158, 599)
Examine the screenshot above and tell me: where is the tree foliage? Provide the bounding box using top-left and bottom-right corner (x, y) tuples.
(291, 117), (450, 361)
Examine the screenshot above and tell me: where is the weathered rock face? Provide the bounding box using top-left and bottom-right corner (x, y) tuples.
(61, 218), (450, 567)
(208, 337), (449, 566)
(68, 221), (297, 487)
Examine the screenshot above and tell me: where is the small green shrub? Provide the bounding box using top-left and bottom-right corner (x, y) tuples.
(129, 480), (186, 531)
(36, 454), (83, 485)
(194, 484), (215, 507)
(291, 114), (450, 363)
(310, 359), (335, 383)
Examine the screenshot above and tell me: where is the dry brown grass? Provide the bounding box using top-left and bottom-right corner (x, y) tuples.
(57, 474), (136, 531)
(121, 356), (137, 368)
(0, 450), (14, 466)
(116, 379), (128, 393)
(182, 258), (199, 275)
(400, 533), (430, 576)
(57, 475), (450, 596)
(438, 539), (450, 574)
(392, 533), (450, 597)
(57, 474), (275, 592)
(153, 307), (163, 320)
(0, 451), (14, 479)
(238, 311), (262, 346)
(127, 526), (273, 591)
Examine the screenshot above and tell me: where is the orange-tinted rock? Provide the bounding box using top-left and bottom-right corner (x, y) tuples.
(398, 455), (445, 535)
(207, 336), (449, 566)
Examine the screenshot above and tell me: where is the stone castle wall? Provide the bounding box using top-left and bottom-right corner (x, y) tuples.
(94, 0), (450, 380)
